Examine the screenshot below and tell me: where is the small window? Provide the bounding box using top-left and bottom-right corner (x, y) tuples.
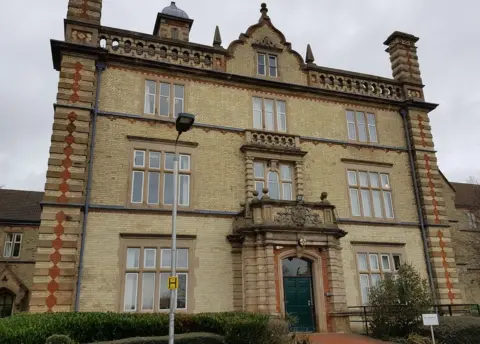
(144, 81), (185, 118)
(144, 81), (156, 114)
(254, 161), (295, 200)
(3, 233), (22, 258)
(257, 53), (277, 77)
(171, 28), (179, 40)
(346, 110), (378, 143)
(252, 97), (287, 131)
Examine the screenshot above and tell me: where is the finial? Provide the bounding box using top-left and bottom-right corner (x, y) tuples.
(213, 25), (222, 47)
(260, 3), (269, 19)
(261, 187), (270, 200)
(306, 44), (315, 64)
(320, 192), (330, 204)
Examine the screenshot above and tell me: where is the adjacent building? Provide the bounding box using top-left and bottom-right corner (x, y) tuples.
(0, 0), (476, 333)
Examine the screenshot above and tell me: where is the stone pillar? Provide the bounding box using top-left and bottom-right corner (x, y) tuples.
(243, 236), (258, 312)
(406, 109), (462, 304)
(256, 234), (268, 312)
(326, 244), (350, 333)
(30, 0), (103, 313)
(231, 239), (244, 311)
(295, 161), (305, 199)
(265, 244), (278, 315)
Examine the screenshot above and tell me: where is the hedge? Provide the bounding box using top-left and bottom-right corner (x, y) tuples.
(418, 316), (480, 344)
(0, 312), (289, 344)
(94, 332), (225, 344)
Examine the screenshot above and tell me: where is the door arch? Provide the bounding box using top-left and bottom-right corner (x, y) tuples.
(0, 290), (14, 318)
(277, 249), (327, 333)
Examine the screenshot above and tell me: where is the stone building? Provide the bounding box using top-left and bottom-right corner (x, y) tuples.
(0, 189), (42, 317)
(14, 0), (468, 333)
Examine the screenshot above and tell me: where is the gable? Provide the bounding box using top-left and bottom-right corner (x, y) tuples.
(226, 9), (307, 85)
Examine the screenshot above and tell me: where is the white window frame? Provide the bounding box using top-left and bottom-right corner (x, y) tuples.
(257, 53), (278, 77)
(144, 80), (156, 115)
(144, 81), (185, 118)
(3, 233), (22, 258)
(254, 161), (294, 200)
(346, 110), (378, 143)
(252, 97), (287, 132)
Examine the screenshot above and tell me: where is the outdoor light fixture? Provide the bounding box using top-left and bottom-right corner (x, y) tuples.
(169, 112), (195, 344)
(176, 113), (195, 134)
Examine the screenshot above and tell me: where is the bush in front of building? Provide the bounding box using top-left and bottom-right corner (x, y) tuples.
(46, 334), (77, 344)
(0, 311), (289, 344)
(417, 316), (480, 344)
(365, 263), (431, 339)
(92, 332), (225, 344)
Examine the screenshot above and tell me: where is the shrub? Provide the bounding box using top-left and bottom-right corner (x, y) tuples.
(418, 316), (480, 344)
(366, 263), (431, 339)
(94, 332), (224, 344)
(46, 334), (77, 344)
(0, 312), (287, 344)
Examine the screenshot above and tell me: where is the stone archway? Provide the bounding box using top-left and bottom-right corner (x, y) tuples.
(0, 289), (15, 318)
(277, 249), (328, 333)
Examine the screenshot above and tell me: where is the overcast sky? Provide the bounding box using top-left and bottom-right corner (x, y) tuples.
(0, 0), (478, 191)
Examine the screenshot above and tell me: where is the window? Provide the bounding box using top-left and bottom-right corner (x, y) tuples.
(348, 170), (394, 219)
(171, 28), (179, 40)
(257, 53), (277, 77)
(123, 246), (190, 312)
(131, 150), (191, 207)
(254, 161), (293, 200)
(467, 211), (478, 229)
(0, 292), (14, 318)
(357, 252), (402, 304)
(346, 110), (377, 143)
(143, 80), (184, 118)
(252, 97), (286, 131)
(3, 233), (22, 258)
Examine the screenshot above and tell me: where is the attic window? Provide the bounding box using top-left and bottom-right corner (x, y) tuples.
(257, 53), (277, 77)
(171, 28), (179, 40)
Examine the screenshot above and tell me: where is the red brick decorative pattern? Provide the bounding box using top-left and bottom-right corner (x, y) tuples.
(417, 115), (427, 147)
(46, 211), (66, 311)
(70, 62), (83, 103)
(437, 230), (455, 304)
(424, 154), (440, 224)
(57, 112), (77, 203)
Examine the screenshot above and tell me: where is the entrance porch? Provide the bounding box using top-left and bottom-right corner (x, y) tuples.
(228, 193), (350, 333)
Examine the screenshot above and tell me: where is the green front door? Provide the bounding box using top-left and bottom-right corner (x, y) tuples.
(282, 257), (316, 332)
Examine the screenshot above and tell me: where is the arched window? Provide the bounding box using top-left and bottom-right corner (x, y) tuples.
(267, 171), (280, 200)
(0, 291), (14, 318)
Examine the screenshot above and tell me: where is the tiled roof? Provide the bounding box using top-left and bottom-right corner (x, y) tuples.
(450, 182), (480, 208)
(0, 189), (43, 223)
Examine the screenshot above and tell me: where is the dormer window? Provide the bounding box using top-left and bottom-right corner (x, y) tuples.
(257, 53), (277, 77)
(171, 28), (179, 40)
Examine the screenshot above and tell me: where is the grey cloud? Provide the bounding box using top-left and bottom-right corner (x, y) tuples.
(0, 0), (478, 190)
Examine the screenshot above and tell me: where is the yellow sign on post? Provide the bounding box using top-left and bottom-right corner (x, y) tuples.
(168, 276), (178, 290)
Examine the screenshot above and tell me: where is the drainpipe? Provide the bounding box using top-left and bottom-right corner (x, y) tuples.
(74, 62), (106, 312)
(400, 107), (436, 304)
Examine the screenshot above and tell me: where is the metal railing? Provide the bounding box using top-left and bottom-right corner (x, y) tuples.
(347, 304), (480, 335)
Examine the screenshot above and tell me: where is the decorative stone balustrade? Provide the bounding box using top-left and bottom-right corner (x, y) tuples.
(308, 70), (405, 101)
(97, 29), (226, 70)
(245, 130), (300, 150)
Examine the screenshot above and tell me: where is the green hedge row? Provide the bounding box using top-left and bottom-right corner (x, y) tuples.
(95, 332), (225, 344)
(418, 316), (480, 344)
(0, 312), (288, 344)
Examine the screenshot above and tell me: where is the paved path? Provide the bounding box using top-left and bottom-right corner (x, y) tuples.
(309, 333), (392, 344)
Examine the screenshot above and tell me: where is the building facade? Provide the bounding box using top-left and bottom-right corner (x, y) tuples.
(13, 0), (469, 333)
(0, 189), (42, 317)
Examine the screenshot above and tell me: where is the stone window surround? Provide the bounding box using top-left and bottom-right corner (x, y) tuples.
(253, 160), (295, 200)
(345, 109), (379, 144)
(352, 243), (406, 306)
(276, 248), (328, 333)
(126, 137), (197, 210)
(342, 162), (397, 222)
(244, 150), (305, 204)
(256, 52), (278, 78)
(250, 93), (288, 133)
(118, 235), (196, 313)
(142, 76), (187, 118)
(1, 231), (23, 259)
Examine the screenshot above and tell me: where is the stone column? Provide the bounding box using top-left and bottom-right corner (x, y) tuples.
(295, 161), (305, 199)
(245, 156), (255, 217)
(265, 244), (278, 315)
(29, 0), (103, 313)
(256, 234), (268, 312)
(243, 236), (258, 312)
(326, 244), (350, 333)
(231, 239), (244, 311)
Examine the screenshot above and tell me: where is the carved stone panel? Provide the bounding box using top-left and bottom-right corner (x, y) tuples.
(274, 204), (321, 227)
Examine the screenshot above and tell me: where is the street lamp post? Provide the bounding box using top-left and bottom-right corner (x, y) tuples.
(169, 113), (195, 344)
